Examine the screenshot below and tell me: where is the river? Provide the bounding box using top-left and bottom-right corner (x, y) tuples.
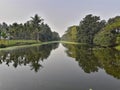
(0, 43), (120, 90)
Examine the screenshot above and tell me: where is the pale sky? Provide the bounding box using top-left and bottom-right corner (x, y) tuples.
(0, 0), (120, 36)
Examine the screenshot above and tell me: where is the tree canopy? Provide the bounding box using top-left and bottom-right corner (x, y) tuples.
(62, 14), (120, 47)
(62, 14), (105, 45)
(94, 16), (120, 46)
(0, 14), (60, 42)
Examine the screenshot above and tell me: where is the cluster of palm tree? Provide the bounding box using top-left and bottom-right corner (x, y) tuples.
(0, 14), (60, 42)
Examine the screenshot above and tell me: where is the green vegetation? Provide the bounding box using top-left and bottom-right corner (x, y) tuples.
(115, 45), (120, 50)
(94, 16), (120, 47)
(0, 14), (60, 48)
(1, 14), (120, 48)
(78, 14), (105, 44)
(62, 14), (105, 45)
(60, 41), (86, 45)
(0, 40), (40, 48)
(0, 40), (60, 51)
(62, 26), (79, 42)
(62, 14), (120, 47)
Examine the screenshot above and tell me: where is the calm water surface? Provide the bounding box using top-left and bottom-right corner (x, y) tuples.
(0, 43), (120, 90)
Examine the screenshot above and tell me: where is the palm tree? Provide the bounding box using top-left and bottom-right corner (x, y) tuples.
(31, 14), (43, 41)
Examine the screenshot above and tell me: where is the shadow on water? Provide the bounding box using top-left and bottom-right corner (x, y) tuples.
(0, 43), (59, 72)
(62, 43), (120, 79)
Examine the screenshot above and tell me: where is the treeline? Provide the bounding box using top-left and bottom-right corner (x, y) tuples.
(0, 14), (60, 41)
(62, 14), (120, 47)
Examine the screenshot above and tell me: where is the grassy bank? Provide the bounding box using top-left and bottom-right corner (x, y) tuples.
(0, 40), (60, 51)
(60, 41), (86, 45)
(0, 40), (90, 48)
(0, 40), (86, 51)
(0, 40), (40, 48)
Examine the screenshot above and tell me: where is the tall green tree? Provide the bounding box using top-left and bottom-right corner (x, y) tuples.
(31, 14), (43, 41)
(61, 14), (105, 44)
(78, 14), (105, 44)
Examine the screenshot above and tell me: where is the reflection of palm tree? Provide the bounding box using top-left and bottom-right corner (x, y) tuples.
(30, 62), (43, 72)
(0, 43), (59, 72)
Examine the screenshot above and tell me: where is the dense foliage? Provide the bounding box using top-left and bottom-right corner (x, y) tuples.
(0, 14), (60, 42)
(62, 26), (78, 42)
(62, 14), (120, 47)
(78, 14), (105, 44)
(62, 14), (105, 44)
(94, 16), (120, 46)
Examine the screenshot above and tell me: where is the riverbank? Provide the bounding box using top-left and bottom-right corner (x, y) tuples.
(0, 40), (84, 51)
(59, 41), (86, 45)
(1, 40), (120, 51)
(0, 40), (60, 51)
(0, 40), (84, 49)
(0, 40), (40, 48)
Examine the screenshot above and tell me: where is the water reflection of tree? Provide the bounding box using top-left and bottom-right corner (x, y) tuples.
(63, 44), (120, 79)
(0, 43), (59, 72)
(94, 48), (120, 79)
(63, 44), (100, 73)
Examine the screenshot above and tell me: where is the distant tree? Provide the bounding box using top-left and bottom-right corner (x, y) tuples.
(39, 23), (53, 41)
(61, 25), (78, 42)
(52, 31), (60, 41)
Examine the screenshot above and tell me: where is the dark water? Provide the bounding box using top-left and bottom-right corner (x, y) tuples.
(0, 43), (120, 90)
